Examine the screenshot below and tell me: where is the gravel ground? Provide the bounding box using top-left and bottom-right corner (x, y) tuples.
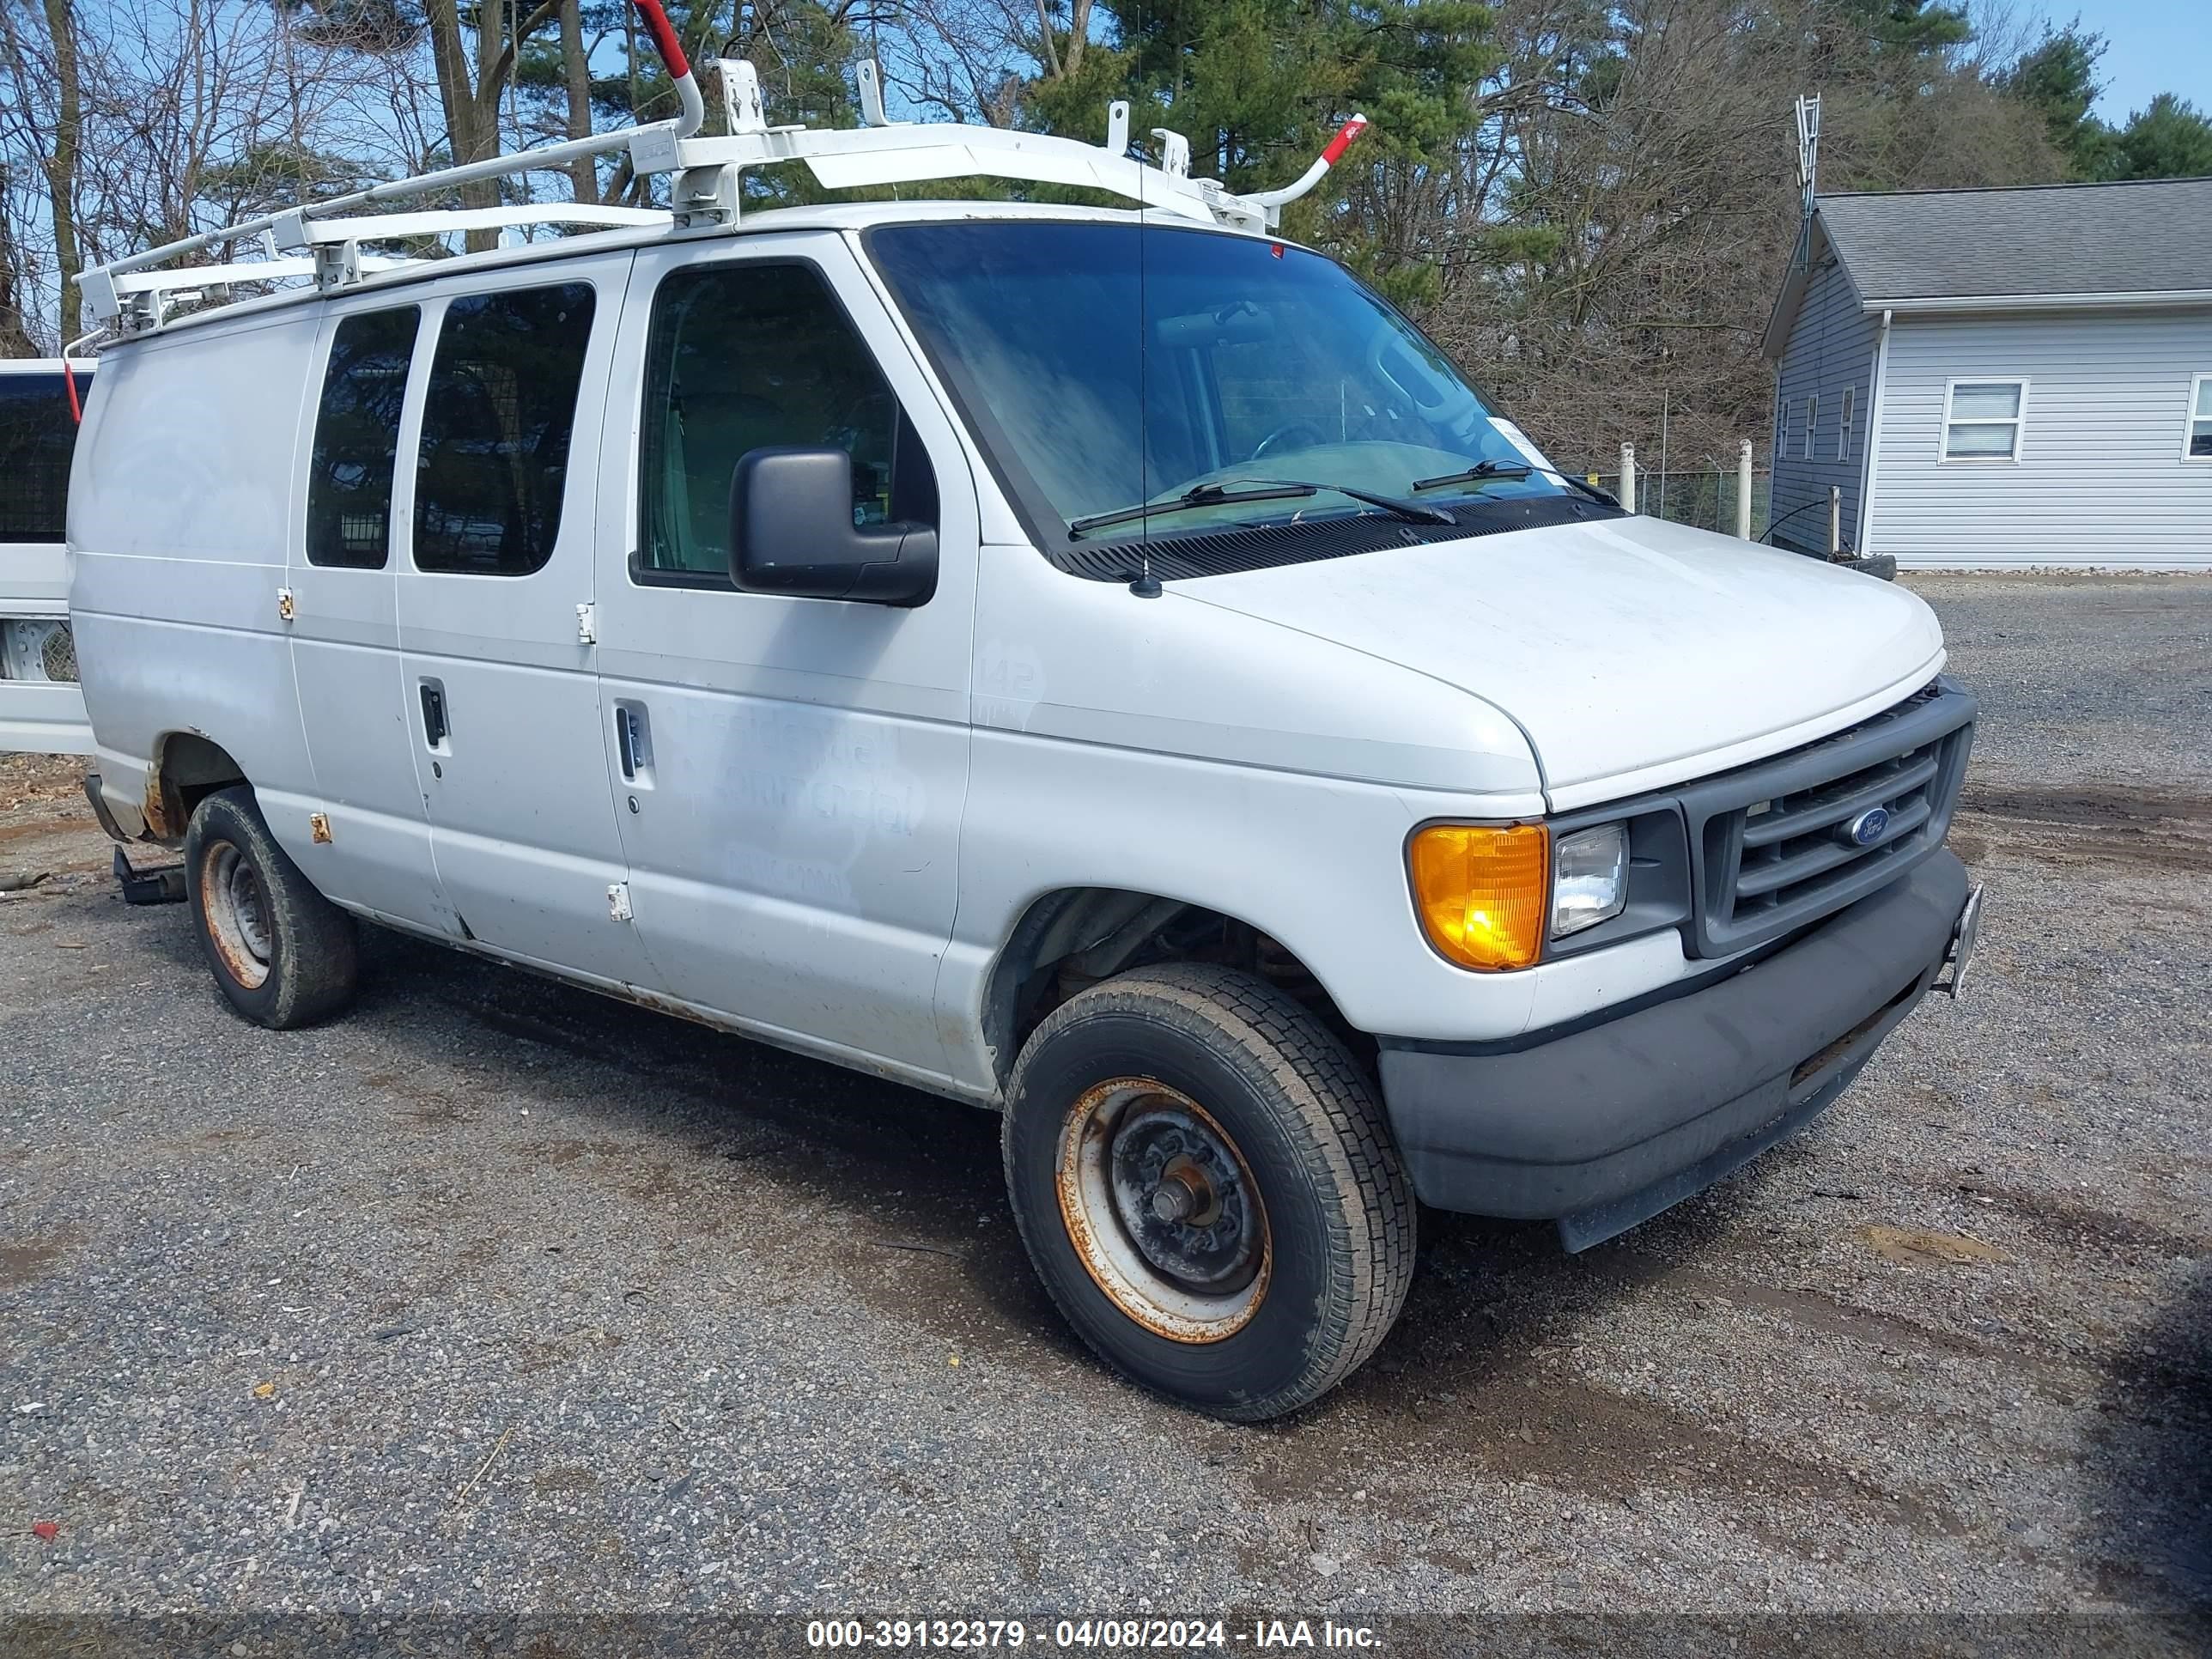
(0, 574), (2208, 1640)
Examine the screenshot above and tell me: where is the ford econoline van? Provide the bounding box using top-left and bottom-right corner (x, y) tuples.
(45, 40), (1981, 1419)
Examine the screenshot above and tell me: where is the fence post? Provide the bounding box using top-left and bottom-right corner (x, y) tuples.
(1737, 441), (1754, 540)
(1620, 444), (1636, 514)
(1828, 486), (1841, 557)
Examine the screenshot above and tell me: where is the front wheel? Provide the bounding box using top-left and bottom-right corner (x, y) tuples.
(1003, 963), (1414, 1421)
(184, 786), (358, 1030)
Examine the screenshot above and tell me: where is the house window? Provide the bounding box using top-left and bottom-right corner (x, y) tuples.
(1942, 380), (2026, 462)
(2187, 374), (2212, 460)
(1802, 395), (1816, 461)
(1838, 385), (1855, 463)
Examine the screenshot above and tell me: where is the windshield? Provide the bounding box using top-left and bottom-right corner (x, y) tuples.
(868, 221), (1572, 549)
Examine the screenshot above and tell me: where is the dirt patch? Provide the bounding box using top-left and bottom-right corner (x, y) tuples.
(1253, 1361), (1972, 1549)
(1856, 1224), (2008, 1267)
(533, 1465), (600, 1495)
(1589, 1249), (2010, 1370)
(0, 1233), (75, 1290)
(362, 1068), (477, 1127)
(511, 1324), (624, 1376)
(1961, 787), (2212, 830)
(1212, 1229), (1996, 1552)
(1953, 790), (2212, 877)
(1954, 1180), (2211, 1264)
(823, 1217), (1072, 1374)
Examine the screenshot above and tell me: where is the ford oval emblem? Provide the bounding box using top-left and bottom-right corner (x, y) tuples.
(1844, 806), (1890, 847)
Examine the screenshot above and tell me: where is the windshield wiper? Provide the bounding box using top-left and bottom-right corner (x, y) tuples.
(1412, 458), (1622, 509)
(1068, 477), (1451, 539)
(1067, 481), (1316, 538)
(1410, 459), (1533, 491)
(1255, 477), (1455, 526)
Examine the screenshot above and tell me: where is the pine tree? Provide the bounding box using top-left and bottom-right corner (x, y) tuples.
(2002, 24), (2110, 179)
(2100, 94), (2212, 182)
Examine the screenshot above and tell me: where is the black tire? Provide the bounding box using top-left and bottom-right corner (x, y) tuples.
(183, 786), (358, 1030)
(1003, 962), (1414, 1421)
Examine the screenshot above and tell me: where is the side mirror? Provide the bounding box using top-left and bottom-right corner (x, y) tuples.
(728, 446), (937, 607)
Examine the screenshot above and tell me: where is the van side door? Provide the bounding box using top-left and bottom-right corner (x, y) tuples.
(591, 234), (976, 1089)
(287, 301), (455, 933)
(395, 252), (664, 989)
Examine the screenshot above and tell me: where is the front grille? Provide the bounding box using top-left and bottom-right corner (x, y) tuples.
(1730, 734), (1944, 911)
(1680, 680), (1976, 957)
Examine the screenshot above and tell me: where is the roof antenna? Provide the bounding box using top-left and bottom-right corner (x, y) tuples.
(1129, 94), (1163, 599)
(1792, 92), (1820, 271)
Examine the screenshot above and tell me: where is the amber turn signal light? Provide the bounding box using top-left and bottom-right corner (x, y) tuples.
(1407, 823), (1549, 971)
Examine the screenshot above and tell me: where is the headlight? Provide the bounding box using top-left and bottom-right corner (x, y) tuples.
(1551, 823), (1628, 939)
(1407, 823), (1547, 970)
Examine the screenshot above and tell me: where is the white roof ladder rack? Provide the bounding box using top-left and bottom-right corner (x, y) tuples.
(658, 58), (1369, 237)
(76, 0), (1370, 337)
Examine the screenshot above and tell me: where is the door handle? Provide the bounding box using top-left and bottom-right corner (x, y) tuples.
(418, 680), (449, 749)
(614, 702), (652, 783)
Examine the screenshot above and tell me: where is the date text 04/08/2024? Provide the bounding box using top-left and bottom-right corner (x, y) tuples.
(805, 1619), (1385, 1649)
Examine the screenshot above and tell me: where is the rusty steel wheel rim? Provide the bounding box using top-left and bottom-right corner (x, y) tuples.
(200, 841), (272, 990)
(1055, 1079), (1271, 1345)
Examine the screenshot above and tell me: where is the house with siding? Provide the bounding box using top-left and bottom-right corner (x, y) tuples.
(1762, 176), (2212, 570)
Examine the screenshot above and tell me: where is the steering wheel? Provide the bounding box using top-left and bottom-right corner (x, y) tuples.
(1250, 421), (1326, 462)
(1364, 327), (1482, 447)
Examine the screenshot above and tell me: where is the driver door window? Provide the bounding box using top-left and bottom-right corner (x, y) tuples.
(638, 262), (935, 581)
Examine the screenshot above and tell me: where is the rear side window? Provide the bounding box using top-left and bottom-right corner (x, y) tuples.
(307, 307), (418, 568)
(639, 262), (933, 580)
(0, 372), (90, 543)
(414, 283), (595, 575)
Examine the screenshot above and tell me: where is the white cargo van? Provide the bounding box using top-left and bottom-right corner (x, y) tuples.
(0, 357), (94, 753)
(51, 34), (1981, 1419)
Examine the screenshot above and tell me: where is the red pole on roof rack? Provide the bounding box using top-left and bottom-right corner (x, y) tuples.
(629, 0), (700, 118)
(1318, 115), (1369, 167)
(1248, 114), (1371, 211)
(61, 358), (82, 424)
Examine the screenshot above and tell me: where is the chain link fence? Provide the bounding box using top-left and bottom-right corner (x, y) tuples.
(1578, 467), (1775, 539)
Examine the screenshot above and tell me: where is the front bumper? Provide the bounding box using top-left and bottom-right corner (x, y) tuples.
(1376, 850), (1971, 1250)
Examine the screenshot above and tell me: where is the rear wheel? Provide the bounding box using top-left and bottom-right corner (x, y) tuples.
(184, 786), (357, 1029)
(1003, 962), (1414, 1421)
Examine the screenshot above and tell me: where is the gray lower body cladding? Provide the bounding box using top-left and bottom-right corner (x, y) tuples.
(1376, 850), (1970, 1249)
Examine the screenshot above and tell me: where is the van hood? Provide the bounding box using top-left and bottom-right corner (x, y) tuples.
(1174, 514), (1945, 808)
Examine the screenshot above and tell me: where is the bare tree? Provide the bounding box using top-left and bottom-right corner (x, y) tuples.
(0, 0), (85, 341)
(423, 0), (561, 244)
(0, 163), (41, 353)
(1422, 0), (2060, 473)
(556, 0), (595, 201)
(878, 0), (1090, 129)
